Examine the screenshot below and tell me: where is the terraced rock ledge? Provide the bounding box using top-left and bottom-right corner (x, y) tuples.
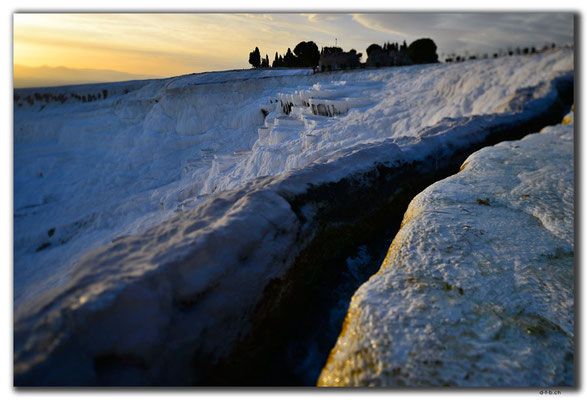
(14, 72), (573, 386)
(319, 112), (574, 387)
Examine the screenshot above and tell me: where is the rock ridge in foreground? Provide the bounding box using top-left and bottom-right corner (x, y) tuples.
(318, 114), (574, 387)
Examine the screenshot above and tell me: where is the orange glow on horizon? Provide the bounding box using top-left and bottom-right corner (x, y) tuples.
(14, 14), (246, 77)
(13, 13), (574, 87)
(13, 13), (335, 83)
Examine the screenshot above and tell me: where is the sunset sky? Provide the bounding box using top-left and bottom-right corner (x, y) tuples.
(13, 13), (574, 87)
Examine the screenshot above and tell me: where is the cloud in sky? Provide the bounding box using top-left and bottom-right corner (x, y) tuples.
(13, 13), (574, 87)
(352, 13), (574, 55)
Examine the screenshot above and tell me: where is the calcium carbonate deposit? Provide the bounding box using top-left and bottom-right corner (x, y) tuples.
(14, 48), (572, 309)
(318, 114), (574, 387)
(14, 47), (574, 386)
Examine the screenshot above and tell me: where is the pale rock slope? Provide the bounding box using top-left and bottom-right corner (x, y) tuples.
(318, 114), (574, 387)
(14, 49), (572, 309)
(13, 49), (574, 385)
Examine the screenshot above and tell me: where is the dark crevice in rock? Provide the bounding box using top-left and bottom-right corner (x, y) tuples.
(199, 77), (574, 386)
(94, 353), (148, 386)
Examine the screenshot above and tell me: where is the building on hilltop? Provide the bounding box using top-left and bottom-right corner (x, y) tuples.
(319, 47), (362, 71)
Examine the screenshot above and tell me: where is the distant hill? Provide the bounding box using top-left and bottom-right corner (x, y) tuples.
(13, 64), (163, 88)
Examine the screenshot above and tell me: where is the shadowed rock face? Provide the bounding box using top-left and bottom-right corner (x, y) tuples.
(318, 114), (574, 387)
(14, 69), (573, 386)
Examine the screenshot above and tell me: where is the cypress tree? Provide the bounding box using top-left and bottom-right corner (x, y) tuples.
(249, 47), (261, 68)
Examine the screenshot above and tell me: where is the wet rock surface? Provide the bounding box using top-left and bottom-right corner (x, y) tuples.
(319, 115), (574, 387)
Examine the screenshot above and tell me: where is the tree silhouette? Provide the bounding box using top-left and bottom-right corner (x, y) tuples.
(261, 54), (270, 68)
(366, 44), (383, 56)
(349, 49), (363, 59)
(283, 48), (298, 67)
(407, 38), (438, 64)
(293, 41), (320, 67)
(321, 46), (343, 55)
(249, 47), (261, 68)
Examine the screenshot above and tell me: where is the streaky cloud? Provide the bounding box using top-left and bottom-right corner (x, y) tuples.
(352, 13), (574, 54)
